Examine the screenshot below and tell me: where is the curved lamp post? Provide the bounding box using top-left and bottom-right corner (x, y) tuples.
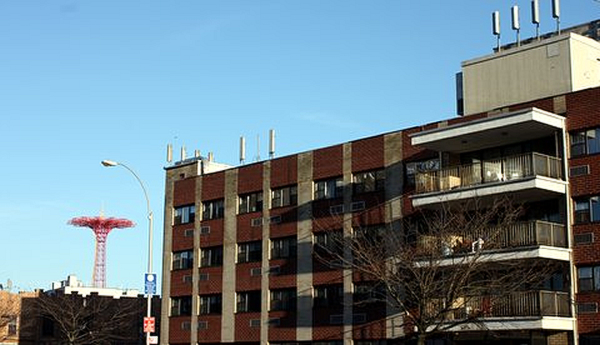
(101, 160), (154, 344)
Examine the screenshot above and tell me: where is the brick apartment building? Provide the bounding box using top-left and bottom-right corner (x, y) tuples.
(160, 20), (600, 345)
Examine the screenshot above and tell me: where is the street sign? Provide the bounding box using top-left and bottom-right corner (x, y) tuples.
(143, 317), (155, 333)
(149, 336), (158, 344)
(144, 273), (156, 295)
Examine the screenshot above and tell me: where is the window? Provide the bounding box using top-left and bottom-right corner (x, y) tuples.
(200, 294), (222, 314)
(172, 250), (193, 270)
(354, 283), (385, 305)
(574, 196), (600, 224)
(314, 177), (343, 200)
(202, 199), (224, 220)
(238, 241), (262, 263)
(174, 205), (195, 225)
(271, 185), (298, 208)
(353, 169), (385, 194)
(270, 288), (296, 311)
(314, 231), (342, 255)
(42, 317), (54, 336)
(239, 192), (263, 214)
(571, 128), (600, 157)
(171, 296), (192, 316)
(314, 284), (344, 308)
(578, 266), (600, 292)
(271, 236), (297, 259)
(7, 317), (17, 336)
(237, 290), (261, 313)
(405, 158), (440, 186)
(200, 246), (223, 267)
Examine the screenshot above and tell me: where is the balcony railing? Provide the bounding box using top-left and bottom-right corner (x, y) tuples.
(417, 220), (567, 256)
(448, 290), (571, 320)
(415, 153), (563, 194)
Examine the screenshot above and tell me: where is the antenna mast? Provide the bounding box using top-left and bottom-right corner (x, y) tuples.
(531, 0), (540, 40)
(552, 0), (561, 34)
(492, 11), (501, 52)
(511, 6), (521, 47)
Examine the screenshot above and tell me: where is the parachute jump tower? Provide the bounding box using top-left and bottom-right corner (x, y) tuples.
(68, 215), (135, 288)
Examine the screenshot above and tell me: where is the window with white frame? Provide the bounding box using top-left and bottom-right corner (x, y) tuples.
(200, 294), (222, 314)
(174, 204), (195, 225)
(171, 296), (192, 316)
(571, 128), (600, 157)
(579, 266), (600, 292)
(574, 196), (600, 224)
(353, 169), (385, 194)
(239, 192), (263, 214)
(172, 250), (193, 270)
(353, 283), (385, 305)
(202, 199), (224, 220)
(314, 284), (344, 308)
(314, 177), (343, 200)
(271, 236), (297, 259)
(313, 231), (342, 255)
(270, 288), (296, 311)
(236, 290), (261, 313)
(271, 185), (298, 208)
(200, 246), (223, 267)
(238, 241), (262, 263)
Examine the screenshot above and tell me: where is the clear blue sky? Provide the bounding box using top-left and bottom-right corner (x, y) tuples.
(0, 1), (598, 292)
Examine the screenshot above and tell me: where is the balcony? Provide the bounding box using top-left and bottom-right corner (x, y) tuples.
(449, 290), (571, 320)
(417, 220), (569, 263)
(410, 108), (565, 154)
(412, 153), (567, 208)
(419, 220), (567, 254)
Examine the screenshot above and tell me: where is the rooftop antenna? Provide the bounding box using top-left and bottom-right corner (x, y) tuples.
(552, 0), (560, 34)
(511, 5), (521, 47)
(180, 145), (187, 161)
(269, 129), (275, 159)
(531, 0), (540, 40)
(492, 11), (501, 52)
(239, 136), (246, 164)
(255, 134), (261, 162)
(166, 143), (173, 163)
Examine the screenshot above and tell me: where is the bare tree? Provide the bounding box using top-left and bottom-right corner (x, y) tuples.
(317, 197), (566, 345)
(0, 291), (20, 342)
(36, 291), (144, 345)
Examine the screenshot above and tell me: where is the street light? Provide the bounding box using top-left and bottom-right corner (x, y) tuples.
(101, 160), (155, 345)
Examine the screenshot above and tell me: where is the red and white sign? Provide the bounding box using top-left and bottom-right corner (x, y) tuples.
(143, 317), (155, 333)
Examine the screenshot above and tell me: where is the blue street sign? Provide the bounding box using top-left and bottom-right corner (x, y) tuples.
(144, 273), (157, 295)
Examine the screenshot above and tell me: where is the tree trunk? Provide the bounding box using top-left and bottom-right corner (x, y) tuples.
(417, 333), (427, 345)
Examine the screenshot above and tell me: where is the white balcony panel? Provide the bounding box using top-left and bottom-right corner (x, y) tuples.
(410, 108), (565, 153)
(416, 247), (571, 268)
(440, 317), (575, 332)
(412, 176), (567, 208)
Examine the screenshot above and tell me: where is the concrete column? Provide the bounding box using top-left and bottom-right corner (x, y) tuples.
(160, 170), (176, 345)
(383, 131), (404, 339)
(160, 162), (200, 345)
(191, 176), (202, 344)
(261, 161), (271, 344)
(296, 152), (314, 341)
(221, 169), (238, 343)
(342, 143), (353, 345)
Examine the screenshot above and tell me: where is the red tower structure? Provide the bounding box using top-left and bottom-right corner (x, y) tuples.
(69, 215), (135, 288)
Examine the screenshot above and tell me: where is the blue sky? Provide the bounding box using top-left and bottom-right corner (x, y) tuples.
(0, 1), (598, 292)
